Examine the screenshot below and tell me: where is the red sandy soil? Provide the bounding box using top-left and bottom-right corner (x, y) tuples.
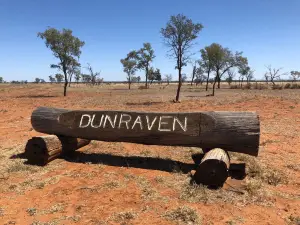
(0, 84), (299, 225)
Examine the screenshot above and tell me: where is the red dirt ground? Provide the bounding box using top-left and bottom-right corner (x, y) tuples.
(0, 84), (299, 225)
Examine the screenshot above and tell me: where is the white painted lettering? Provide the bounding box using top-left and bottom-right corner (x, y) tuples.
(103, 114), (118, 128)
(79, 114), (92, 128)
(131, 115), (143, 130)
(91, 114), (104, 128)
(146, 116), (157, 130)
(118, 114), (132, 129)
(173, 116), (187, 132)
(158, 116), (172, 132)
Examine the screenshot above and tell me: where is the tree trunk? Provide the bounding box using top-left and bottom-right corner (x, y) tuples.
(217, 76), (221, 89)
(191, 65), (196, 86)
(211, 76), (218, 96)
(194, 148), (230, 187)
(205, 72), (210, 91)
(63, 66), (68, 97)
(271, 79), (275, 86)
(64, 81), (68, 96)
(145, 67), (148, 89)
(128, 75), (131, 90)
(25, 135), (91, 165)
(176, 67), (182, 102)
(68, 75), (72, 87)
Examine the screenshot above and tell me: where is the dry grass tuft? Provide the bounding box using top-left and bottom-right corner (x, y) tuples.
(230, 153), (287, 186)
(180, 183), (210, 203)
(109, 210), (137, 223)
(38, 203), (66, 215)
(102, 181), (123, 189)
(26, 208), (37, 216)
(262, 169), (287, 186)
(286, 164), (300, 172)
(244, 179), (263, 195)
(287, 214), (300, 225)
(164, 206), (201, 225)
(6, 161), (39, 173)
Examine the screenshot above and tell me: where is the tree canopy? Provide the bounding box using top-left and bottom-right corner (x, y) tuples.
(120, 57), (138, 89)
(200, 43), (247, 96)
(126, 43), (155, 88)
(38, 28), (84, 96)
(161, 14), (203, 101)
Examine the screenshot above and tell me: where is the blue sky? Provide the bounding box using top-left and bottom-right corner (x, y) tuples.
(0, 0), (299, 81)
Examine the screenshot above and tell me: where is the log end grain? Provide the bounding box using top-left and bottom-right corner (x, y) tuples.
(194, 148), (230, 187)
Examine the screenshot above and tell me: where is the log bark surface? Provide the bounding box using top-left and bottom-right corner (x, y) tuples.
(194, 148), (230, 187)
(31, 107), (260, 156)
(25, 135), (91, 165)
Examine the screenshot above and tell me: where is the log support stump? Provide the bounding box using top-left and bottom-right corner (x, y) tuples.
(25, 135), (91, 165)
(194, 148), (230, 187)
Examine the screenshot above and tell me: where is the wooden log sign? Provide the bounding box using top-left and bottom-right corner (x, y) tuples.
(31, 107), (260, 156)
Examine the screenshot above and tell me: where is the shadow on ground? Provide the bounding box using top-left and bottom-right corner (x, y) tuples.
(16, 95), (58, 98)
(125, 101), (164, 106)
(14, 151), (246, 181)
(64, 152), (196, 174)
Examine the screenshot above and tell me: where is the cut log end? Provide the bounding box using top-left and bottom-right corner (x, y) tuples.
(25, 135), (91, 165)
(194, 148), (230, 187)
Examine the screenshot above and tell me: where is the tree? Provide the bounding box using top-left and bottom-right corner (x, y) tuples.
(238, 66), (253, 87)
(264, 72), (269, 85)
(245, 70), (254, 84)
(205, 43), (247, 96)
(164, 74), (172, 85)
(137, 76), (141, 83)
(193, 62), (207, 86)
(85, 63), (100, 85)
(190, 60), (198, 85)
(49, 75), (56, 84)
(148, 67), (161, 84)
(74, 70), (81, 84)
(226, 69), (235, 86)
(38, 27), (84, 96)
(55, 73), (64, 83)
(81, 74), (91, 83)
(67, 62), (81, 87)
(290, 71), (300, 82)
(194, 73), (207, 86)
(161, 14), (203, 102)
(265, 65), (287, 85)
(181, 74), (187, 82)
(96, 77), (104, 85)
(35, 78), (41, 83)
(120, 57), (137, 89)
(0, 77), (3, 83)
(126, 43), (155, 89)
(200, 48), (214, 91)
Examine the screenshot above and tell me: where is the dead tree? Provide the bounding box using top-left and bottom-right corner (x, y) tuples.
(265, 65), (287, 86)
(85, 63), (101, 85)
